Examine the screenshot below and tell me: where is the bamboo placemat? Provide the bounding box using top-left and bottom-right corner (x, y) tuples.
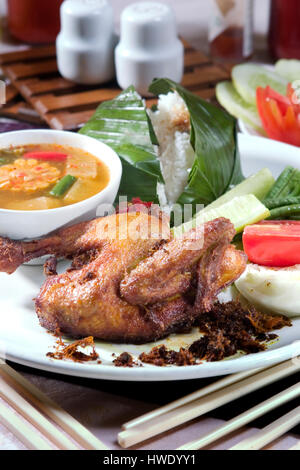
(0, 39), (230, 130)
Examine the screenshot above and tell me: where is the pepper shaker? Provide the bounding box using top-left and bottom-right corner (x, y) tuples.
(56, 0), (115, 85)
(115, 2), (184, 96)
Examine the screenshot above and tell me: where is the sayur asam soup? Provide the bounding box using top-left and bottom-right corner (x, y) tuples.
(0, 144), (110, 210)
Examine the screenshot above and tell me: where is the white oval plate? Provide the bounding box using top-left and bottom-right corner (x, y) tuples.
(1, 133), (300, 381)
(238, 118), (263, 138)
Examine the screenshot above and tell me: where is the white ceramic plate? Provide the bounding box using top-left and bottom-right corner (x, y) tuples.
(1, 133), (300, 381)
(238, 118), (263, 138)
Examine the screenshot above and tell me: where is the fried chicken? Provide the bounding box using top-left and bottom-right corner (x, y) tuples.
(0, 213), (247, 343)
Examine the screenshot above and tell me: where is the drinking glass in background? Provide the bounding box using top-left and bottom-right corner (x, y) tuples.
(7, 0), (64, 44)
(209, 0), (254, 63)
(268, 0), (300, 60)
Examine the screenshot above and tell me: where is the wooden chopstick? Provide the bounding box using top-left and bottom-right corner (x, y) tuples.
(0, 402), (53, 450)
(122, 368), (262, 430)
(118, 359), (300, 448)
(0, 363), (109, 450)
(177, 382), (300, 450)
(0, 374), (78, 449)
(230, 405), (300, 450)
(290, 441), (300, 450)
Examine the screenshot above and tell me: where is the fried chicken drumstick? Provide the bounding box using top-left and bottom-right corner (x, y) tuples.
(0, 213), (247, 343)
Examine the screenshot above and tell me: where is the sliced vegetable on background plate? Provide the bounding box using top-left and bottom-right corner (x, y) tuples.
(275, 59), (300, 83)
(256, 85), (300, 147)
(216, 61), (300, 146)
(232, 63), (288, 106)
(216, 81), (265, 134)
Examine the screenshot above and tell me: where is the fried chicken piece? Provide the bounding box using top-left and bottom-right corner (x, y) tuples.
(120, 218), (236, 305)
(195, 243), (248, 312)
(0, 213), (246, 343)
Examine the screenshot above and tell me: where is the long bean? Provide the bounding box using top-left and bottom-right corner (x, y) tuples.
(264, 196), (300, 210)
(50, 175), (77, 197)
(268, 204), (300, 219)
(265, 166), (300, 200)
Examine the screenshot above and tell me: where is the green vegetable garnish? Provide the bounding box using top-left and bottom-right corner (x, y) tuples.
(262, 166), (300, 220)
(265, 166), (300, 200)
(173, 194), (270, 236)
(264, 196), (300, 210)
(268, 204), (300, 220)
(50, 175), (77, 198)
(200, 168), (274, 214)
(0, 158), (8, 166)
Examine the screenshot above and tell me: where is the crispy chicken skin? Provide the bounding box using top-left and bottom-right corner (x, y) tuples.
(0, 214), (247, 343)
(120, 218), (236, 306)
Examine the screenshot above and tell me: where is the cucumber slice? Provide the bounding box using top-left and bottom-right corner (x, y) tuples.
(216, 81), (264, 134)
(173, 194), (270, 236)
(232, 64), (288, 105)
(201, 168), (275, 213)
(275, 59), (300, 82)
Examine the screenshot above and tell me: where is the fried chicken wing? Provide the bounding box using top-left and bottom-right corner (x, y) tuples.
(0, 213), (247, 343)
(195, 243), (247, 312)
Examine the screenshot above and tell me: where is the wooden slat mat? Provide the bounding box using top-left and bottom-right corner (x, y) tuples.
(0, 40), (230, 130)
(0, 82), (44, 125)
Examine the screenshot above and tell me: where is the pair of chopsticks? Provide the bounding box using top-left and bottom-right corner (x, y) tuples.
(118, 359), (300, 449)
(0, 363), (109, 450)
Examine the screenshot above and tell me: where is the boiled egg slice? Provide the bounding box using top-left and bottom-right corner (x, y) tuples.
(235, 263), (300, 318)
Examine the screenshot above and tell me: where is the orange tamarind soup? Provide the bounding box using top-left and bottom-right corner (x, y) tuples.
(0, 143), (110, 210)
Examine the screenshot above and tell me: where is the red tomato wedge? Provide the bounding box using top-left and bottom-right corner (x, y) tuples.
(23, 151), (68, 162)
(256, 84), (300, 147)
(243, 221), (300, 267)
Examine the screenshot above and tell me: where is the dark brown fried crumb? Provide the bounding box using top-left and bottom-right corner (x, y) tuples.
(44, 257), (57, 277)
(113, 352), (141, 367)
(193, 301), (291, 361)
(138, 301), (292, 366)
(45, 302), (291, 367)
(47, 336), (100, 363)
(139, 345), (197, 367)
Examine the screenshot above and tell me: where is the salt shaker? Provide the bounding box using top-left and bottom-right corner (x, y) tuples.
(56, 0), (115, 85)
(115, 2), (184, 96)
